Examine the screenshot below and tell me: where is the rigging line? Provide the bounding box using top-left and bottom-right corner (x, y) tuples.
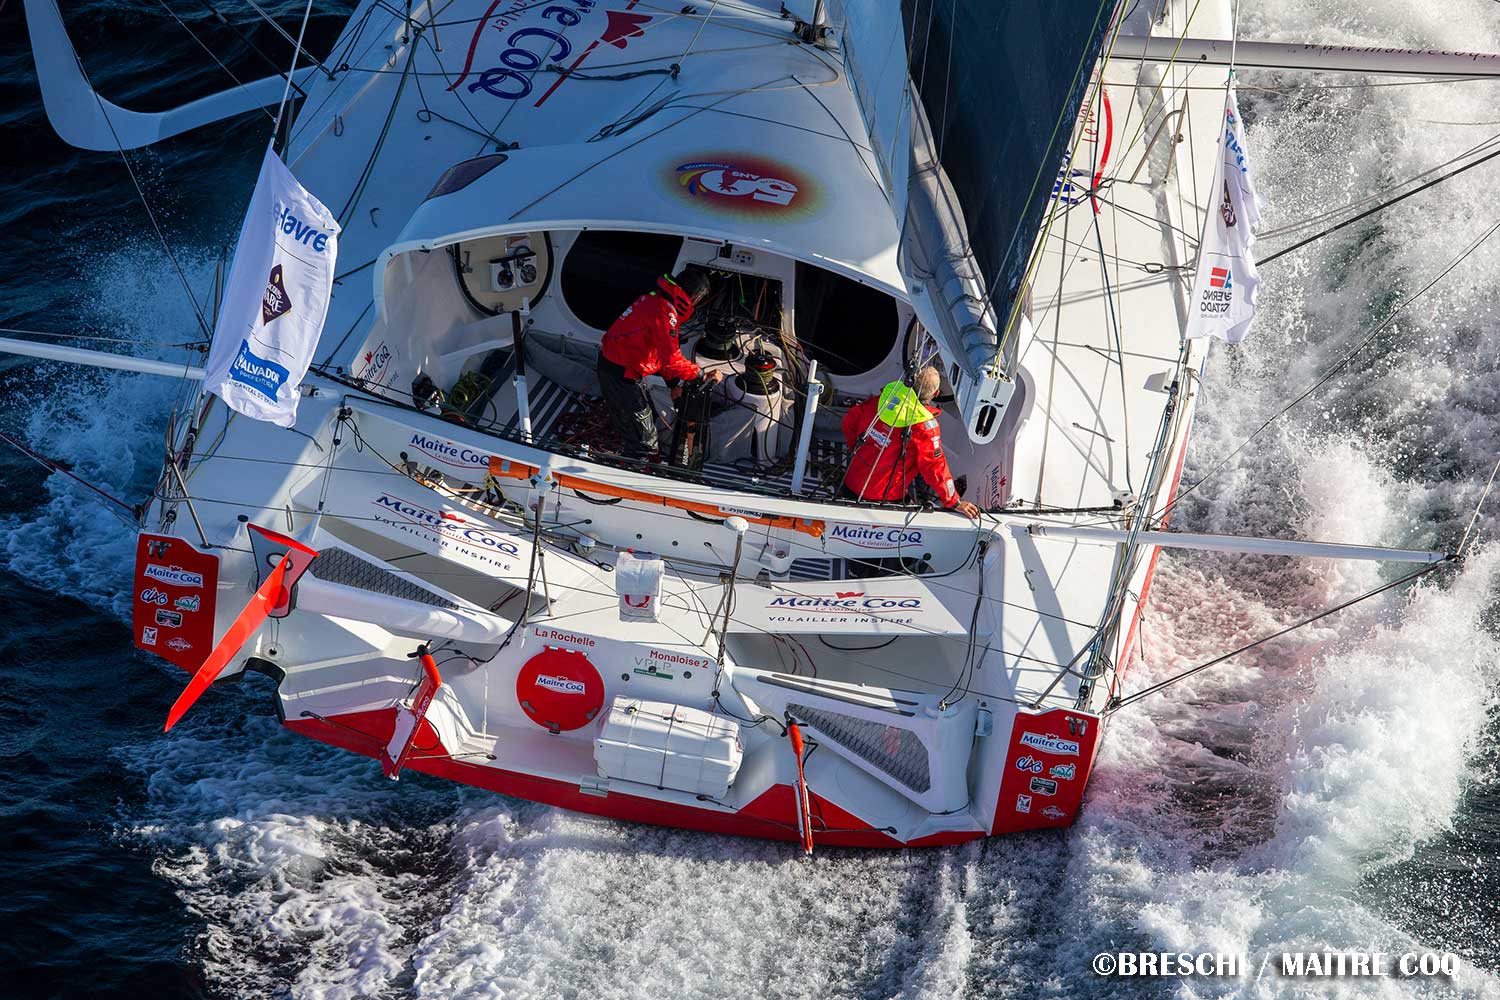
(287, 5), (385, 151)
(242, 0), (334, 75)
(483, 6), (599, 147)
(591, 3), (748, 142)
(192, 0), (307, 88)
(540, 39), (783, 73)
(1119, 0), (1205, 154)
(1459, 455), (1500, 557)
(317, 300), (373, 367)
(0, 429), (138, 515)
(336, 43), (416, 224)
(0, 326), (204, 349)
(152, 0), (279, 120)
(52, 0), (211, 338)
(1121, 78), (1500, 92)
(1257, 142), (1500, 267)
(1156, 213), (1500, 526)
(591, 72), (842, 141)
(1108, 559), (1450, 713)
(515, 83), (770, 215)
(409, 33), (505, 149)
(272, 0), (318, 143)
(985, 0), (1148, 352)
(1091, 190), (1202, 244)
(1089, 162), (1134, 495)
(1256, 131), (1500, 241)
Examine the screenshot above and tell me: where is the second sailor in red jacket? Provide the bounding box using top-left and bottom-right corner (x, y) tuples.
(840, 366), (980, 520)
(595, 270), (723, 459)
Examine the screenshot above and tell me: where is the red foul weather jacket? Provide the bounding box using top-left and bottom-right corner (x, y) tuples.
(841, 395), (960, 507)
(599, 277), (702, 382)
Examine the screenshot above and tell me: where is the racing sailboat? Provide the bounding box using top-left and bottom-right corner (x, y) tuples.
(7, 0), (1475, 849)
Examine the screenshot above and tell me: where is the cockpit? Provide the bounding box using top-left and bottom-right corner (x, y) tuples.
(343, 222), (1026, 515)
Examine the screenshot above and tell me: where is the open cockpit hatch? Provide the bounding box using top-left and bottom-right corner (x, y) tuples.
(351, 223), (1023, 513)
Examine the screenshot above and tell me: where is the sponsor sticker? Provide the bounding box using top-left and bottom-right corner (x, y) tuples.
(154, 608), (184, 629)
(369, 492), (524, 571)
(140, 587), (169, 606)
(166, 637), (192, 652)
(1015, 755), (1043, 774)
(668, 153), (817, 218)
(405, 432), (492, 472)
(261, 263), (292, 324)
(143, 565), (204, 589)
(534, 674), (587, 695)
(226, 339), (290, 402)
(1050, 763), (1076, 781)
(141, 627), (158, 646)
(827, 523), (926, 550)
(766, 594), (924, 613)
(1029, 776), (1058, 797)
(173, 595), (201, 612)
(1015, 794), (1032, 814)
(354, 341), (393, 387)
(1019, 731), (1081, 757)
(1041, 805), (1066, 820)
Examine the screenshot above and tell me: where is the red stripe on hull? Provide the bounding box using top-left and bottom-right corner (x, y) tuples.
(285, 708), (986, 849)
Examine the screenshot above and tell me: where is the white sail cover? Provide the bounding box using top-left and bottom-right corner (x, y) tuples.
(204, 148), (340, 427)
(1186, 87), (1263, 344)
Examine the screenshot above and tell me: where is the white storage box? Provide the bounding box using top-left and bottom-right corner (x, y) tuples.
(594, 697), (743, 798)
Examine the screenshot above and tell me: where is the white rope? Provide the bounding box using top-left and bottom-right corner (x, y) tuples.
(1459, 456), (1500, 557)
(273, 0), (318, 149)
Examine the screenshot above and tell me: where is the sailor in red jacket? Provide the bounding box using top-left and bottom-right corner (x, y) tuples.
(841, 367), (980, 519)
(595, 270), (723, 459)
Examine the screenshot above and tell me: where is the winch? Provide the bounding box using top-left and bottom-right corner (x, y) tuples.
(696, 314), (747, 361)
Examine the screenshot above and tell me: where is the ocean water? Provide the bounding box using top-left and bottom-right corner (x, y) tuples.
(2, 1), (1499, 998)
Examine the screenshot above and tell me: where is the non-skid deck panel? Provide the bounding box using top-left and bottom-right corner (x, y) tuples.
(310, 546), (460, 610)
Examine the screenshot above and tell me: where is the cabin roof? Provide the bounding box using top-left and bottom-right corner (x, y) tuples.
(360, 0), (905, 307)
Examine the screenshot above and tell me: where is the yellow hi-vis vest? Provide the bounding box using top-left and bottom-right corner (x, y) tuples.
(874, 380), (931, 429)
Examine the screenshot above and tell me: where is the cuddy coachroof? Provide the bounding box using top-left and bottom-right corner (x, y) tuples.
(367, 0), (902, 310)
(378, 117), (903, 310)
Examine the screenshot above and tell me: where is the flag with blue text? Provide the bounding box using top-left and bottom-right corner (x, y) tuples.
(203, 148), (340, 426)
(1185, 87), (1262, 344)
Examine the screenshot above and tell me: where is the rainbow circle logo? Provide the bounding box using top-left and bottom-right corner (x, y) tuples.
(669, 154), (818, 218)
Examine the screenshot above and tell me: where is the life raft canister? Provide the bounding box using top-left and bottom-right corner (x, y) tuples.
(516, 647), (606, 732)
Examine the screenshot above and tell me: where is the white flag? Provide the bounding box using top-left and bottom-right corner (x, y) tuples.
(203, 147), (340, 427)
(1185, 87), (1262, 344)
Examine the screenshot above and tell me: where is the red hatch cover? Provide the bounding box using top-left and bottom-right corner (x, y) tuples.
(133, 533), (220, 672)
(516, 647), (605, 732)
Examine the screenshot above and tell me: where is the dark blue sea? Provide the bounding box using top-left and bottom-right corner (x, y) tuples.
(1, 1), (1498, 997)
